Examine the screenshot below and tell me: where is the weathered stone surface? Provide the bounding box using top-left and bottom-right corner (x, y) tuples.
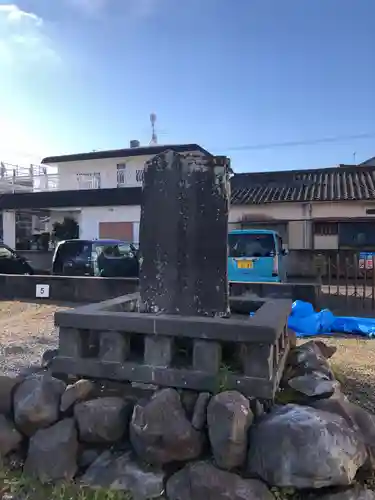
(60, 379), (95, 412)
(0, 415), (22, 456)
(13, 374), (66, 436)
(167, 461), (274, 500)
(4, 450), (25, 471)
(41, 348), (58, 368)
(247, 404), (367, 488)
(24, 418), (78, 483)
(249, 398), (265, 420)
(130, 388), (203, 465)
(0, 376), (21, 415)
(192, 393), (211, 430)
(74, 397), (131, 444)
(139, 150), (230, 316)
(311, 486), (375, 499)
(288, 372), (338, 398)
(309, 397), (375, 467)
(78, 448), (102, 469)
(207, 391), (253, 470)
(180, 390), (199, 419)
(314, 340), (337, 359)
(81, 450), (165, 499)
(289, 340), (335, 376)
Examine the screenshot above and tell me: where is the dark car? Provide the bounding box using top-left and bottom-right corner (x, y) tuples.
(51, 239), (139, 277)
(0, 244), (34, 275)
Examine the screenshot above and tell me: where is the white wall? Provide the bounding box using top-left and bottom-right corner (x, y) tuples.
(314, 234), (338, 249)
(311, 201), (375, 219)
(80, 206), (141, 242)
(3, 211), (15, 248)
(54, 154), (153, 191)
(229, 203), (305, 223)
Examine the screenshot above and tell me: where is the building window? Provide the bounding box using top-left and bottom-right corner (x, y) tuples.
(339, 221), (375, 248)
(117, 163), (127, 187)
(313, 222), (338, 236)
(135, 169), (144, 184)
(76, 173), (101, 189)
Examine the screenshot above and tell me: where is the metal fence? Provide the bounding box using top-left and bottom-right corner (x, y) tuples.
(313, 250), (375, 314)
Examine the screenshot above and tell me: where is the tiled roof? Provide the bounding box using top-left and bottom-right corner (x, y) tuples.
(230, 164), (375, 205)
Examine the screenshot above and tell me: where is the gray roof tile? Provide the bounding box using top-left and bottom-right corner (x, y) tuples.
(230, 164), (375, 204)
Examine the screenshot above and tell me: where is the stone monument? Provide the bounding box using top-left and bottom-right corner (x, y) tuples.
(139, 150), (230, 317)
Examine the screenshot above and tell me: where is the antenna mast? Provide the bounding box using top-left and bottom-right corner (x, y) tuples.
(150, 113), (158, 145)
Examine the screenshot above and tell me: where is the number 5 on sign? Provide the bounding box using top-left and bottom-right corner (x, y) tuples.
(36, 284), (50, 298)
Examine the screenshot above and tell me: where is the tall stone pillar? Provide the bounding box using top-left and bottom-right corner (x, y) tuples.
(139, 150), (230, 317)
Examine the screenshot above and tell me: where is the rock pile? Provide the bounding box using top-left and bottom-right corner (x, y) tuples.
(0, 340), (374, 499)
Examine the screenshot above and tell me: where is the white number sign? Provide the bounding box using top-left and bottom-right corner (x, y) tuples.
(36, 284), (50, 298)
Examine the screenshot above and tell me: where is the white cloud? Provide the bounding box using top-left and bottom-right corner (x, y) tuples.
(0, 4), (58, 66)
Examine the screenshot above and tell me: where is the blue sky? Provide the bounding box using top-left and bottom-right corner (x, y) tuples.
(0, 0), (375, 172)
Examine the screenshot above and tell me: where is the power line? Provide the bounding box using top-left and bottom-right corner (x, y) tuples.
(215, 132), (375, 153)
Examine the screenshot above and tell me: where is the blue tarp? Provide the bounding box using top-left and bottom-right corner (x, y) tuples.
(287, 300), (375, 338)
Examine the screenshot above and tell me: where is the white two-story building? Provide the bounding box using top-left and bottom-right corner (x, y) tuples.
(1, 142), (212, 248)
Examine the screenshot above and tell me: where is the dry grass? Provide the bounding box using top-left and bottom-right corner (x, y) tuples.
(0, 468), (132, 499)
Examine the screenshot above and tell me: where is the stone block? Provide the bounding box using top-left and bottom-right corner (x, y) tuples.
(193, 340), (221, 373)
(144, 336), (172, 367)
(99, 331), (130, 362)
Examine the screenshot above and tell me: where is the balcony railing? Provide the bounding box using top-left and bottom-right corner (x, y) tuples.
(0, 161), (144, 193)
(117, 168), (144, 187)
(76, 173), (101, 190)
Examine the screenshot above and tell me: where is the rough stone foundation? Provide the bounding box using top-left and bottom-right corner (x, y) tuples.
(0, 340), (374, 499)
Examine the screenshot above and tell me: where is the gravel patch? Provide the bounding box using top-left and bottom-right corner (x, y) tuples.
(0, 301), (72, 378)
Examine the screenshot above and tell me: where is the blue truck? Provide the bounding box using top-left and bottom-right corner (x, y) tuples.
(228, 229), (288, 283)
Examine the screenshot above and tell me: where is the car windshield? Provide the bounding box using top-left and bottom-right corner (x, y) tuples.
(228, 233), (276, 258)
(94, 243), (133, 258)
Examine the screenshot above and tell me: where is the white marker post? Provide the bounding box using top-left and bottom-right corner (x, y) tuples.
(36, 284), (50, 298)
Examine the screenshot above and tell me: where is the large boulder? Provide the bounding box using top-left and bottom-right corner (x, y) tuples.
(0, 415), (22, 456)
(81, 450), (165, 499)
(166, 461), (274, 500)
(24, 418), (78, 483)
(247, 404), (367, 489)
(0, 376), (21, 416)
(130, 388), (203, 465)
(314, 340), (337, 359)
(207, 391), (253, 470)
(60, 379), (95, 413)
(74, 397), (132, 444)
(288, 372), (338, 398)
(192, 392), (211, 431)
(13, 374), (66, 436)
(309, 397), (375, 468)
(288, 340), (335, 377)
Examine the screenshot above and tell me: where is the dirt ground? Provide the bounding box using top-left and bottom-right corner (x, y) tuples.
(0, 301), (71, 378)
